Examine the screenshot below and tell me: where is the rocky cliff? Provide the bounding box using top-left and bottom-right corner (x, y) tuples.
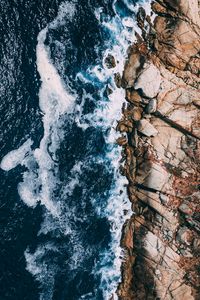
(116, 0), (200, 299)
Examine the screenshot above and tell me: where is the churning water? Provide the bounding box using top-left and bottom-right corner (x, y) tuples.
(0, 0), (151, 299)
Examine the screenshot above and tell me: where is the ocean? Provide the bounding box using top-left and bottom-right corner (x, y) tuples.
(0, 1), (151, 299)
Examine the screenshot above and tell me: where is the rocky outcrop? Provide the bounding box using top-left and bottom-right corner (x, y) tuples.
(117, 1), (200, 299)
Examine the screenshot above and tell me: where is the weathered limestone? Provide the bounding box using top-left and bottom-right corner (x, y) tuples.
(117, 0), (200, 299)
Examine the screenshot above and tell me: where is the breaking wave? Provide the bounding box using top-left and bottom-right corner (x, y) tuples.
(1, 0), (152, 299)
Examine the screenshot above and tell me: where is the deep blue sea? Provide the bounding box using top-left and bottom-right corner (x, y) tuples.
(0, 1), (150, 299)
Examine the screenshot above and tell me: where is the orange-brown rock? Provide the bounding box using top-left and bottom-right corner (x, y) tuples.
(117, 0), (200, 299)
(122, 46), (146, 88)
(116, 136), (128, 146)
(152, 0), (200, 75)
(125, 89), (142, 104)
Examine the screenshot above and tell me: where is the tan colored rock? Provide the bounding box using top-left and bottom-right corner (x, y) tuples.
(134, 63), (161, 98)
(177, 227), (194, 245)
(122, 46), (145, 88)
(121, 220), (134, 249)
(137, 119), (158, 137)
(117, 0), (200, 299)
(153, 0), (200, 74)
(130, 108), (142, 121)
(165, 0), (200, 25)
(125, 89), (142, 104)
(145, 162), (169, 191)
(146, 98), (157, 113)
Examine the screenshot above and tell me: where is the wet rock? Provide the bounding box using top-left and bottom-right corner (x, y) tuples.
(121, 220), (134, 249)
(117, 119), (133, 133)
(130, 108), (142, 121)
(114, 72), (122, 88)
(104, 54), (116, 69)
(122, 47), (145, 88)
(125, 89), (142, 104)
(106, 85), (113, 95)
(137, 119), (158, 137)
(117, 123), (129, 133)
(146, 98), (157, 113)
(116, 136), (128, 146)
(137, 7), (146, 38)
(134, 63), (161, 98)
(130, 129), (138, 148)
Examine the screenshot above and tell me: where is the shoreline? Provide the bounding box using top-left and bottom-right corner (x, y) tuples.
(116, 1), (200, 298)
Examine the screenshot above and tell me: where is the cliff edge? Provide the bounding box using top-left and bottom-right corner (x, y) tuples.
(116, 0), (200, 299)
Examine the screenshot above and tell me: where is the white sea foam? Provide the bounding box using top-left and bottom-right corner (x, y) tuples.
(86, 1), (152, 298)
(32, 0), (153, 296)
(37, 28), (74, 116)
(71, 2), (154, 298)
(25, 243), (59, 300)
(2, 0), (153, 298)
(1, 0), (76, 213)
(1, 27), (75, 214)
(49, 1), (77, 29)
(0, 138), (33, 171)
(23, 26), (75, 215)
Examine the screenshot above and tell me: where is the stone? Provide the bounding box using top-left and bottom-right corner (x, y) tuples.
(118, 1), (200, 299)
(144, 231), (164, 260)
(125, 89), (142, 104)
(116, 136), (128, 146)
(171, 284), (194, 300)
(117, 123), (129, 133)
(114, 72), (122, 88)
(179, 203), (193, 215)
(130, 108), (142, 121)
(121, 220), (134, 249)
(104, 54), (116, 68)
(122, 47), (145, 88)
(134, 63), (161, 98)
(106, 86), (113, 95)
(160, 193), (169, 205)
(153, 2), (200, 72)
(146, 98), (157, 113)
(165, 0), (200, 25)
(137, 119), (158, 137)
(177, 227), (194, 245)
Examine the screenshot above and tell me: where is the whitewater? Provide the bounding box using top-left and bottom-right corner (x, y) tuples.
(1, 0), (152, 299)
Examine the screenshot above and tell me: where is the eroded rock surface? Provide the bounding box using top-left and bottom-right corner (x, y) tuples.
(134, 63), (161, 98)
(117, 1), (200, 299)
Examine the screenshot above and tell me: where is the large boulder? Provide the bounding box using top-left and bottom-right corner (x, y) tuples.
(122, 46), (146, 88)
(137, 119), (158, 137)
(134, 63), (161, 98)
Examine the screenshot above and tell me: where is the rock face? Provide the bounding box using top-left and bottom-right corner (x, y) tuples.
(117, 1), (200, 299)
(134, 63), (161, 98)
(137, 119), (158, 137)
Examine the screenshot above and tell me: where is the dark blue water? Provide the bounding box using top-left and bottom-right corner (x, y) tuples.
(0, 0), (145, 299)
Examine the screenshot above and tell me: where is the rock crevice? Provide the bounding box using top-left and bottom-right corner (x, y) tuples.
(117, 1), (200, 299)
